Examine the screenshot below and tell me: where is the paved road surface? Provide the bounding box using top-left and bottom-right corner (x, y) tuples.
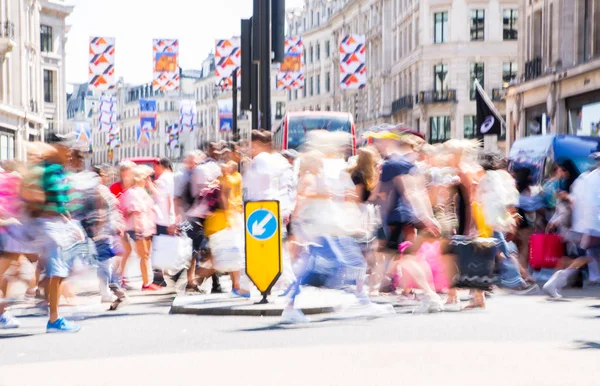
(1, 285), (599, 386)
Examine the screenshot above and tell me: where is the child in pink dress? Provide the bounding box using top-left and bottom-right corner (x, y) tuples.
(121, 166), (159, 290)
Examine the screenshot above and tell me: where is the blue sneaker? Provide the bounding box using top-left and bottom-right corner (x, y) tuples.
(232, 289), (251, 299)
(46, 318), (81, 333)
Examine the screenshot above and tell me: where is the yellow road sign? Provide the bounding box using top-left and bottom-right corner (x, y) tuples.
(244, 200), (282, 296)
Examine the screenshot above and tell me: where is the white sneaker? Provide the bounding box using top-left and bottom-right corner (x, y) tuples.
(543, 270), (566, 299)
(413, 296), (444, 314)
(0, 312), (20, 329)
(396, 293), (421, 306)
(360, 303), (395, 318)
(444, 301), (462, 312)
(280, 308), (310, 324)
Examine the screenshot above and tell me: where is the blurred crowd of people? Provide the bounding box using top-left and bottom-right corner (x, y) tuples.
(1, 127), (599, 331)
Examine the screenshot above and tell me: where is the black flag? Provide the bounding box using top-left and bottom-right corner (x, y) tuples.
(476, 85), (502, 136)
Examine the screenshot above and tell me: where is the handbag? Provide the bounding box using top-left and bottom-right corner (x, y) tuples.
(151, 235), (192, 272)
(449, 236), (498, 289)
(529, 233), (562, 270)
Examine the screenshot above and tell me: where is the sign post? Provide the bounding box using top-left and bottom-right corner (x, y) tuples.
(244, 200), (282, 304)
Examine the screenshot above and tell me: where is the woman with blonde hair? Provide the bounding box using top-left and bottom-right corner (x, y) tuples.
(120, 165), (159, 291)
(348, 146), (380, 203)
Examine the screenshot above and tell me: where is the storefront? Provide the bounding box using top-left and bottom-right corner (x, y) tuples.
(566, 90), (600, 136)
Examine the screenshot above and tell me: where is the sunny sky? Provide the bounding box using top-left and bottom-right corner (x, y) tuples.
(65, 0), (304, 86)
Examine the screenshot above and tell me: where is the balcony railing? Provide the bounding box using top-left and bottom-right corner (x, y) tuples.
(416, 89), (457, 104)
(2, 21), (15, 39)
(391, 95), (413, 114)
(491, 88), (502, 102)
(524, 57), (542, 81)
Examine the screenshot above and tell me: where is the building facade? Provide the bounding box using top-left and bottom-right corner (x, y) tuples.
(505, 0), (600, 148)
(194, 53), (286, 144)
(0, 0), (72, 162)
(286, 0), (518, 147)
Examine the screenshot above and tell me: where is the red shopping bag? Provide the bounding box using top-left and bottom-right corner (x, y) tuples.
(529, 233), (563, 270)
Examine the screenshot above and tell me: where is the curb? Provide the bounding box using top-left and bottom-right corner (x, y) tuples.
(170, 304), (336, 317)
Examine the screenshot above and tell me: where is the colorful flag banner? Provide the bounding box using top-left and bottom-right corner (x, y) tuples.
(98, 95), (117, 132)
(136, 123), (151, 149)
(339, 35), (367, 90)
(179, 100), (197, 132)
(74, 122), (92, 153)
(215, 38), (241, 90)
(89, 37), (116, 92)
(166, 123), (180, 149)
(140, 99), (157, 132)
(276, 37), (304, 90)
(152, 39), (180, 92)
(107, 129), (120, 149)
(217, 99), (233, 132)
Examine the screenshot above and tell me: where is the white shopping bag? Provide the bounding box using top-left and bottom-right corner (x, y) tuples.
(209, 228), (244, 273)
(151, 235), (192, 272)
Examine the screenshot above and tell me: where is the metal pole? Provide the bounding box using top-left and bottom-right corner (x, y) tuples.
(232, 69), (238, 141)
(260, 0), (272, 131)
(251, 63), (259, 130)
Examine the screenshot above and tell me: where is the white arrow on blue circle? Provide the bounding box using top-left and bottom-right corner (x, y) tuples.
(251, 212), (273, 237)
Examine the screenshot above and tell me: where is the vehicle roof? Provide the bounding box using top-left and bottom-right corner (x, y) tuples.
(123, 157), (160, 164)
(285, 111), (352, 119)
(509, 135), (600, 160)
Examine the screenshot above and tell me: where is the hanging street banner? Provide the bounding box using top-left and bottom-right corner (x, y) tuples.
(74, 122), (92, 153)
(89, 37), (116, 92)
(136, 123), (151, 148)
(244, 200), (282, 298)
(276, 36), (304, 90)
(179, 100), (197, 132)
(152, 39), (180, 92)
(139, 99), (157, 132)
(339, 34), (367, 90)
(166, 123), (180, 149)
(107, 128), (120, 148)
(215, 38), (241, 90)
(98, 95), (117, 132)
(218, 99), (233, 132)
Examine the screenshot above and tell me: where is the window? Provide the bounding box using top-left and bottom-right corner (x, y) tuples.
(433, 64), (448, 93)
(309, 45), (314, 63)
(434, 12), (448, 44)
(325, 40), (330, 57)
(429, 116), (451, 144)
(470, 10), (485, 41)
(316, 74), (321, 94)
(288, 90), (292, 101)
(503, 9), (518, 40)
(502, 62), (518, 88)
(303, 84), (307, 98)
(326, 72), (331, 92)
(40, 25), (53, 53)
(309, 76), (314, 96)
(303, 48), (306, 64)
(294, 90), (298, 100)
(463, 115), (477, 139)
(316, 42), (320, 60)
(43, 70), (54, 103)
(470, 62), (484, 100)
(275, 102), (284, 120)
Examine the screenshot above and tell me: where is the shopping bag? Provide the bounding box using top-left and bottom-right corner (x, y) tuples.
(209, 228), (244, 273)
(449, 236), (498, 289)
(151, 235), (192, 271)
(529, 233), (563, 270)
(401, 241), (449, 293)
